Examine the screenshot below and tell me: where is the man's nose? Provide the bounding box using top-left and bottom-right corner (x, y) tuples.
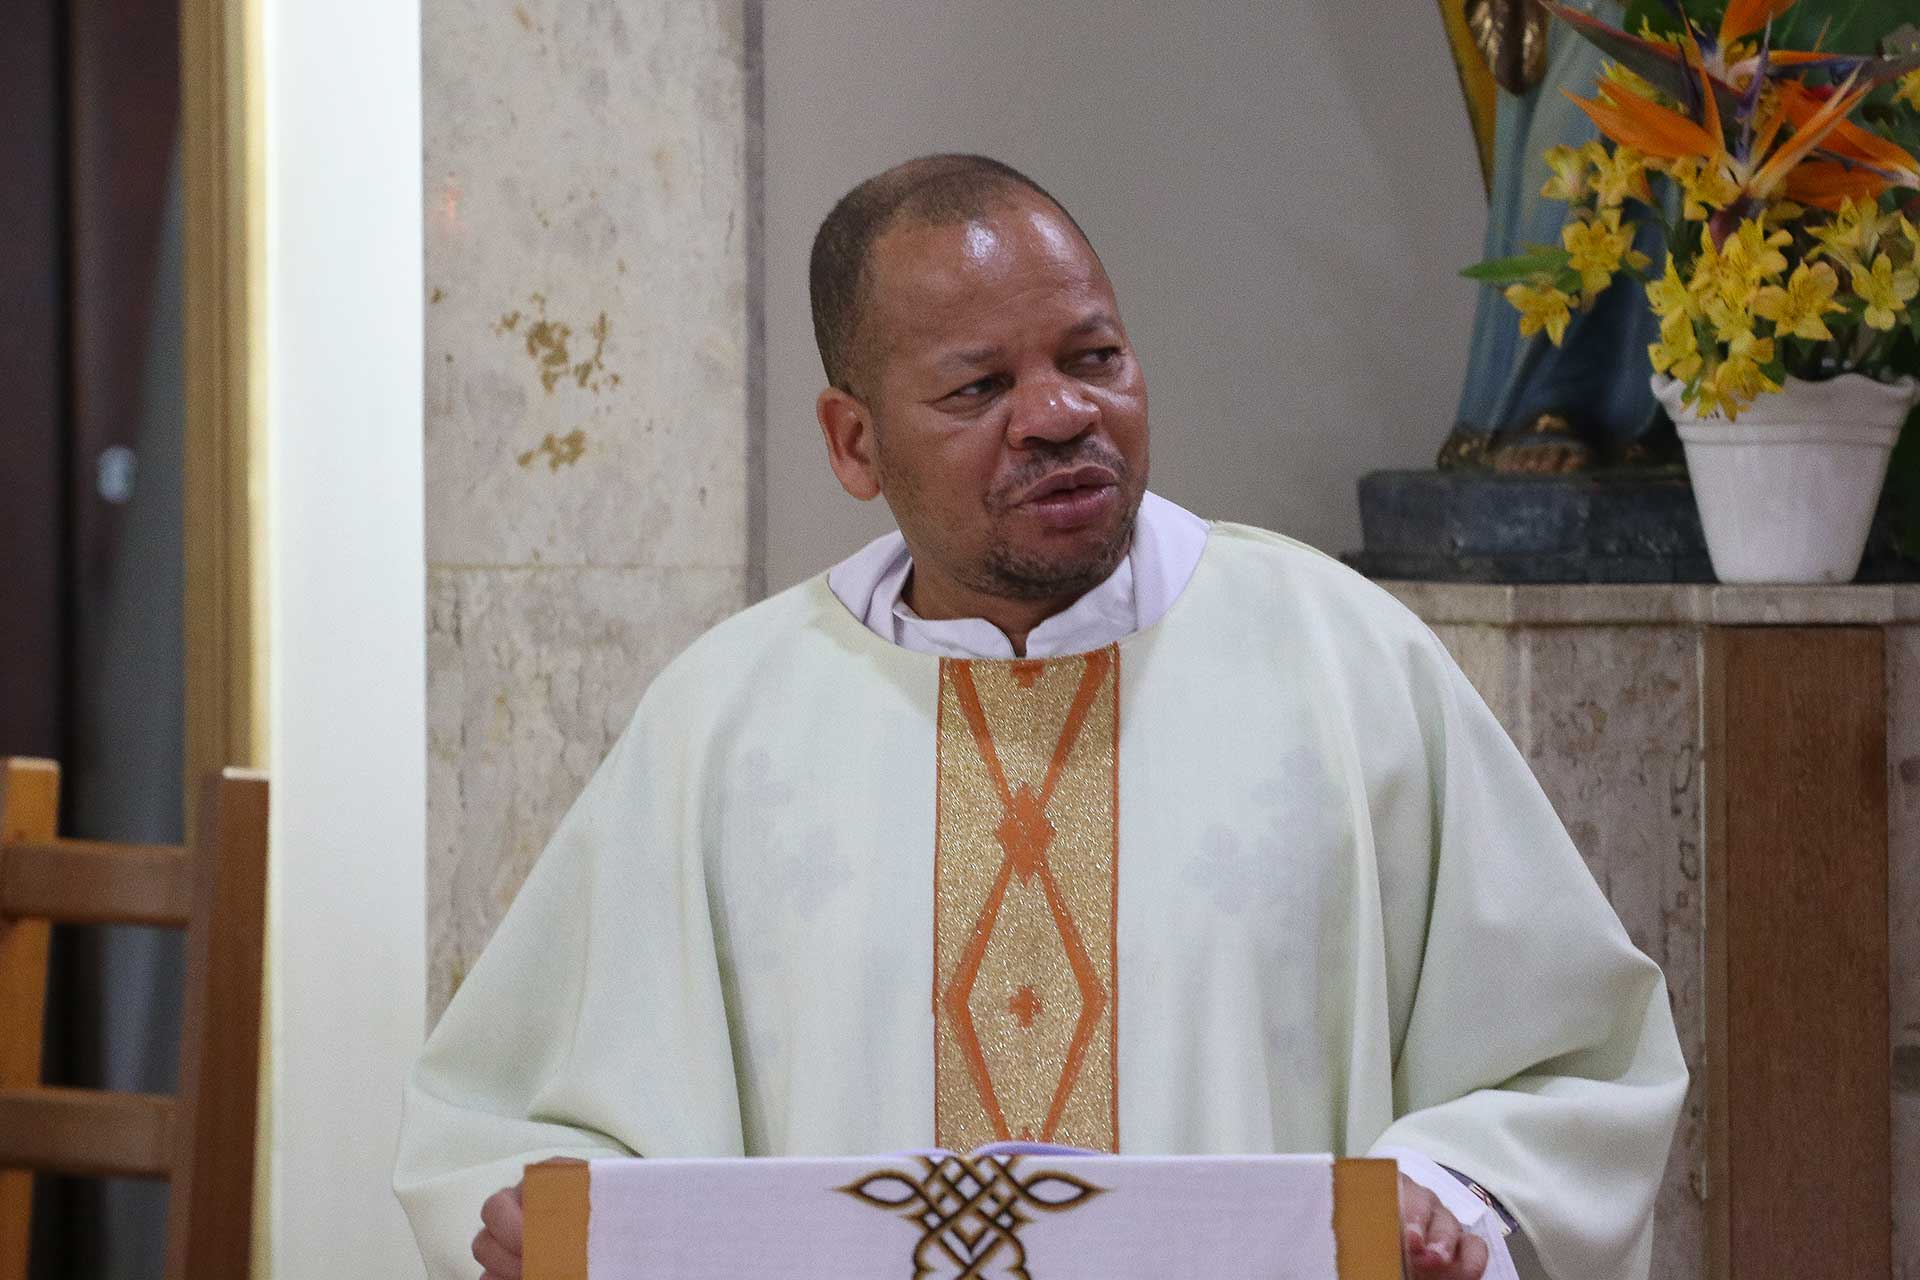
(1006, 374), (1098, 447)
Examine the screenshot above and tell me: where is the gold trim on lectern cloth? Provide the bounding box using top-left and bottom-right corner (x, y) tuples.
(522, 1160), (589, 1280)
(933, 648), (1120, 1153)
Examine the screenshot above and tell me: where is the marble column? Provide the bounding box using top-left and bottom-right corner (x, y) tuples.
(1383, 581), (1920, 1280)
(422, 0), (760, 1019)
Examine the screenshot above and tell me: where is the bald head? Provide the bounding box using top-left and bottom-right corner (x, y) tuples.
(808, 154), (1096, 394)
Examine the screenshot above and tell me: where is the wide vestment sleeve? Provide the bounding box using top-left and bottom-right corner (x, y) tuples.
(392, 693), (745, 1279)
(1366, 628), (1688, 1280)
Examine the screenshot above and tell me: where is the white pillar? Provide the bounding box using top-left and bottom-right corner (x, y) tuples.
(262, 0), (427, 1272)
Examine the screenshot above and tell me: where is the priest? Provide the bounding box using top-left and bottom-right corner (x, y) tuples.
(394, 155), (1687, 1280)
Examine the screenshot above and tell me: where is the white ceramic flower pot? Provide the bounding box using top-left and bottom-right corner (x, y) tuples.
(1652, 373), (1920, 585)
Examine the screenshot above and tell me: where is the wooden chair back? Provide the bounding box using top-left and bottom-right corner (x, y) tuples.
(0, 757), (268, 1280)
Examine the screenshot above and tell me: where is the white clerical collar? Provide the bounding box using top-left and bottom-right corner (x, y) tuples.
(826, 491), (1210, 659)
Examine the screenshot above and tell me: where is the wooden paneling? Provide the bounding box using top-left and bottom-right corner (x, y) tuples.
(1705, 627), (1891, 1280)
(0, 1088), (175, 1179)
(0, 840), (191, 927)
(163, 768), (268, 1280)
(181, 0), (266, 795)
(0, 761), (59, 1280)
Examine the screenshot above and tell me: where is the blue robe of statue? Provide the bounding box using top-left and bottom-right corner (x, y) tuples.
(1456, 6), (1666, 454)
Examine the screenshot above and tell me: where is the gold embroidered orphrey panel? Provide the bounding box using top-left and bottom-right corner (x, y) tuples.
(934, 647), (1119, 1152)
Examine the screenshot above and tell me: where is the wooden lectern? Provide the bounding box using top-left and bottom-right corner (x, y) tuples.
(522, 1152), (1405, 1279)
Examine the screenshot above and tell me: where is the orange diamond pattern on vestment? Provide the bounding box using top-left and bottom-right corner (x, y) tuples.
(996, 786), (1054, 883)
(935, 649), (1118, 1151)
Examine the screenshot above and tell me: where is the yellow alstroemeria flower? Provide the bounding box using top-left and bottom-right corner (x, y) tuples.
(1646, 256), (1697, 321)
(1762, 201), (1806, 230)
(1686, 228), (1729, 305)
(1718, 355), (1782, 401)
(1685, 223), (1782, 316)
(1602, 59), (1663, 101)
(1854, 253), (1920, 331)
(1696, 354), (1782, 421)
(1506, 281), (1577, 345)
(1810, 197), (1889, 269)
(1563, 209), (1651, 298)
(1726, 326), (1774, 369)
(1688, 365), (1742, 420)
(1753, 262), (1845, 341)
(1650, 310), (1704, 382)
(1703, 296), (1775, 362)
(1723, 219), (1792, 286)
(1541, 145), (1592, 202)
(1590, 146), (1654, 208)
(1667, 156), (1743, 220)
(1896, 69), (1920, 112)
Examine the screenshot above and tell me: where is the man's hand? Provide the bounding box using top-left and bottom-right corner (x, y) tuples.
(472, 1181), (524, 1280)
(1400, 1172), (1489, 1280)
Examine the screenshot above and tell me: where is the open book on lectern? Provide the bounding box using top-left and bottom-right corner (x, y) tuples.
(520, 1144), (1406, 1280)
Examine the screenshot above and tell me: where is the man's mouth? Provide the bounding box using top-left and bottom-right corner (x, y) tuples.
(1009, 465), (1123, 530)
(1012, 464), (1121, 507)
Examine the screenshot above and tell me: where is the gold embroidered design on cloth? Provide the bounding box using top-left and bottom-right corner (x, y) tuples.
(934, 648), (1119, 1152)
(841, 1153), (1106, 1280)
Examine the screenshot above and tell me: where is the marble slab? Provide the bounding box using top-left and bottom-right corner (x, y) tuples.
(1430, 622), (1706, 1274)
(422, 0), (756, 1021)
(426, 565), (744, 1017)
(423, 0), (750, 571)
(1386, 580), (1920, 628)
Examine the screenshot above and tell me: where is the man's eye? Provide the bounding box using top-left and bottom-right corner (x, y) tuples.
(1075, 347), (1122, 369)
(949, 376), (1000, 399)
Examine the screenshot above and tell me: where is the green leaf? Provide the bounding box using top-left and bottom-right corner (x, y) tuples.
(1620, 0), (1914, 56)
(1774, 0), (1920, 56)
(1460, 249), (1574, 285)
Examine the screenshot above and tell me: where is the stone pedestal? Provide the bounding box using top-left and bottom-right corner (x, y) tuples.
(1379, 581), (1920, 1280)
(1352, 470), (1919, 584)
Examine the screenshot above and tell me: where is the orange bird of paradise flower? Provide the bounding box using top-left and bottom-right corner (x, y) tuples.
(1541, 0), (1920, 218)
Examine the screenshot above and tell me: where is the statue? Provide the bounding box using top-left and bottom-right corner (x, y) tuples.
(1436, 0), (1677, 474)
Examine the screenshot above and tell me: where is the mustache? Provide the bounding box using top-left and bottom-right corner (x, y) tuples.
(988, 442), (1131, 509)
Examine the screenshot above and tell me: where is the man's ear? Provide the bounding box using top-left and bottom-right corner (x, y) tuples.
(817, 385), (883, 501)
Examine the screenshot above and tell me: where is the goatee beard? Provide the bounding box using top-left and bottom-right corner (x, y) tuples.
(969, 498), (1139, 602)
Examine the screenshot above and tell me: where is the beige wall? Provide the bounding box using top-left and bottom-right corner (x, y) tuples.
(763, 0), (1490, 589)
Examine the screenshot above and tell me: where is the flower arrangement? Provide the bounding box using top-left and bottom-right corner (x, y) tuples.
(1466, 0), (1920, 423)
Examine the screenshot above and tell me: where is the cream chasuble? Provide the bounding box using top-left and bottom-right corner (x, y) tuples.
(394, 523), (1686, 1280)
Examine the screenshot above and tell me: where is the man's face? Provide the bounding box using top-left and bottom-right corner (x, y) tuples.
(832, 198), (1149, 605)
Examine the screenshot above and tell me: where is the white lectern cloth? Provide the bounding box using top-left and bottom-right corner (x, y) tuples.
(585, 1151), (1339, 1280)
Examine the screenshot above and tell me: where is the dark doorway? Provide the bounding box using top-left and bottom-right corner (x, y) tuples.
(2, 2), (187, 1276)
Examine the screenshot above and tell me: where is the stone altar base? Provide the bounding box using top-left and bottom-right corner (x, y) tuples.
(1378, 581), (1920, 1280)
